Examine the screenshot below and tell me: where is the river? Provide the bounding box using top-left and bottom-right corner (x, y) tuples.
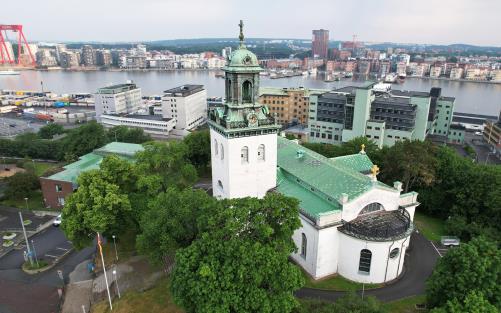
(0, 70), (500, 115)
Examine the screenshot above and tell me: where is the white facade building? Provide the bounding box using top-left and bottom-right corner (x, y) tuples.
(209, 29), (419, 284)
(162, 85), (207, 130)
(94, 83), (142, 120)
(99, 114), (175, 137)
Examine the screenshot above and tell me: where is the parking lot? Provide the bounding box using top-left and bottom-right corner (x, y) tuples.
(0, 116), (45, 137)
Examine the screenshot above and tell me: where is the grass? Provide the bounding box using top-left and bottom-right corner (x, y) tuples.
(95, 230), (138, 271)
(414, 212), (446, 242)
(301, 270), (383, 291)
(32, 162), (59, 177)
(383, 295), (428, 313)
(91, 278), (184, 313)
(23, 259), (49, 271)
(0, 190), (46, 210)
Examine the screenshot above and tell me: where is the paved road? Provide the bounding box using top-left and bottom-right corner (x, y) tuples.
(296, 231), (439, 302)
(0, 226), (94, 313)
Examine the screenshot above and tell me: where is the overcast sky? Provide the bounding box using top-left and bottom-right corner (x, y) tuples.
(3, 0), (500, 46)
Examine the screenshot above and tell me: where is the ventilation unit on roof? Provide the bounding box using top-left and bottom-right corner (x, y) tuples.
(296, 149), (305, 159)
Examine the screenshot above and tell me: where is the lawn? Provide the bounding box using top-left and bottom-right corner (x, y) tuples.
(301, 270), (383, 291)
(32, 161), (59, 177)
(413, 211), (446, 242)
(91, 278), (184, 313)
(383, 295), (427, 313)
(0, 190), (45, 210)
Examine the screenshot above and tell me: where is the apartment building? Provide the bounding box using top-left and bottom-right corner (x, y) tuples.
(81, 45), (96, 66)
(307, 82), (460, 147)
(259, 87), (328, 127)
(449, 67), (464, 79)
(162, 85), (207, 130)
(483, 112), (501, 158)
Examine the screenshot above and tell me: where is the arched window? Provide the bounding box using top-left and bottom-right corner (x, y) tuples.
(257, 144), (265, 161)
(358, 249), (372, 274)
(359, 203), (383, 215)
(242, 81), (252, 103)
(241, 146), (249, 163)
(227, 80), (232, 101)
(301, 233), (307, 259)
(214, 139), (218, 155)
(389, 248), (400, 259)
(218, 180), (223, 190)
(220, 144), (224, 160)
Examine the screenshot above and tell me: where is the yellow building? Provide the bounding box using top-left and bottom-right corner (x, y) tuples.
(259, 87), (327, 126)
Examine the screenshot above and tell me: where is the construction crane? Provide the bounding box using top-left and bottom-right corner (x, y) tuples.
(0, 24), (36, 66)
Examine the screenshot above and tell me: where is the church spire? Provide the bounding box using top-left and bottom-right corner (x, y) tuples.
(238, 20), (245, 47)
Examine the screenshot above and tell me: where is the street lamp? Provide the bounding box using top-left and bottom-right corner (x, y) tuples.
(112, 235), (118, 261)
(24, 197), (29, 210)
(31, 239), (39, 267)
(18, 211), (33, 266)
(112, 268), (121, 298)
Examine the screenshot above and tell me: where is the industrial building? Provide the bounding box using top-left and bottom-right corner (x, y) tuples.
(94, 83), (142, 119)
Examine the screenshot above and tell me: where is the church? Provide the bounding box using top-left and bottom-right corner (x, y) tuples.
(207, 21), (419, 284)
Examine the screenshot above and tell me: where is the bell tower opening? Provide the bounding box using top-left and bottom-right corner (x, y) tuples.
(242, 80), (252, 103)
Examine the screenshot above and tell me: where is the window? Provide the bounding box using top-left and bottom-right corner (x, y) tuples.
(57, 197), (65, 206)
(241, 146), (249, 163)
(359, 203), (383, 215)
(214, 139), (218, 155)
(359, 249), (372, 274)
(389, 248), (400, 259)
(218, 180), (223, 190)
(321, 133), (326, 139)
(301, 233), (307, 259)
(220, 144), (224, 160)
(242, 81), (252, 102)
(55, 184), (63, 192)
(257, 144), (265, 161)
(327, 134), (332, 139)
(334, 135), (339, 141)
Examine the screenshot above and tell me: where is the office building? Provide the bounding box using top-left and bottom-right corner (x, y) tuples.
(312, 29), (329, 59)
(484, 112), (501, 158)
(162, 85), (207, 130)
(94, 83), (142, 119)
(307, 82), (461, 147)
(259, 87), (328, 127)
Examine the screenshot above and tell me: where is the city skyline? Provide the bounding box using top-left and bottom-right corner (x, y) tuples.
(3, 0), (501, 46)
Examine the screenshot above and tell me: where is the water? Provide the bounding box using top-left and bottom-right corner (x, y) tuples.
(0, 70), (500, 115)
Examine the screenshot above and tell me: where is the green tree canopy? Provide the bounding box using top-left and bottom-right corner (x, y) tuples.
(106, 125), (152, 144)
(60, 156), (136, 249)
(61, 121), (107, 158)
(4, 172), (40, 199)
(183, 130), (210, 172)
(430, 291), (498, 313)
(171, 194), (304, 313)
(136, 188), (215, 264)
(426, 237), (501, 309)
(295, 293), (386, 313)
(38, 123), (65, 139)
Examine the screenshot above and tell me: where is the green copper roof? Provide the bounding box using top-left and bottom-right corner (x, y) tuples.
(224, 46), (262, 73)
(46, 142), (144, 184)
(330, 153), (374, 173)
(277, 137), (395, 218)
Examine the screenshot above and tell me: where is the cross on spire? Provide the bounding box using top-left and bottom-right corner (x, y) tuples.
(238, 20), (244, 46)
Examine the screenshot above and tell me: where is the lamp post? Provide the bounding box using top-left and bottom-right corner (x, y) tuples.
(19, 211), (33, 266)
(24, 197), (29, 210)
(31, 239), (39, 267)
(112, 268), (121, 298)
(112, 235), (118, 261)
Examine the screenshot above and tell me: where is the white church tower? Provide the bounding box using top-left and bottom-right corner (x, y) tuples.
(208, 21), (280, 199)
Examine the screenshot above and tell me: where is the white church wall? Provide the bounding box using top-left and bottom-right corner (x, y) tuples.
(337, 232), (410, 283)
(341, 187), (400, 222)
(291, 215), (319, 277)
(211, 129), (231, 199)
(314, 225), (341, 278)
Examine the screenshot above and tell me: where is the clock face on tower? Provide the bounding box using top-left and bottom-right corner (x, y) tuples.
(247, 112), (258, 127)
(243, 56), (252, 65)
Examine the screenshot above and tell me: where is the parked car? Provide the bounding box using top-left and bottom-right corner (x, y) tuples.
(53, 214), (62, 227)
(474, 131), (483, 136)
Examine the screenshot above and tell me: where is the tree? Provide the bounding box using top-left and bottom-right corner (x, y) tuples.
(60, 156), (136, 249)
(4, 172), (40, 199)
(426, 237), (501, 309)
(183, 130), (211, 172)
(171, 194), (304, 313)
(61, 121), (107, 158)
(38, 123), (65, 139)
(302, 142), (343, 158)
(379, 139), (437, 192)
(136, 188), (214, 264)
(430, 291), (498, 313)
(135, 141), (198, 193)
(106, 125), (151, 144)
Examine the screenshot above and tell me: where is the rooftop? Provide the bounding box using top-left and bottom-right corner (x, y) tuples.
(164, 85), (204, 97)
(276, 137), (396, 219)
(259, 87), (329, 97)
(97, 83), (138, 94)
(46, 142), (144, 184)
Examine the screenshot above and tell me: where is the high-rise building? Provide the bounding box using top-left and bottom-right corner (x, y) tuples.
(312, 29), (329, 59)
(307, 83), (461, 147)
(96, 49), (112, 67)
(94, 83), (142, 119)
(60, 51), (79, 68)
(162, 85), (207, 130)
(81, 45), (96, 66)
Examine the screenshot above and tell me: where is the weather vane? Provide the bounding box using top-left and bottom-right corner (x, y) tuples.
(238, 20), (244, 45)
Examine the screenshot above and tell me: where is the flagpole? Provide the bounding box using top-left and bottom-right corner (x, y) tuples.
(97, 232), (113, 311)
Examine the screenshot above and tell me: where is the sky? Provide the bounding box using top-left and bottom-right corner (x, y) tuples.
(3, 0), (500, 46)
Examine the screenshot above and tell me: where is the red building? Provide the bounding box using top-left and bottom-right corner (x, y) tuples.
(312, 29), (329, 59)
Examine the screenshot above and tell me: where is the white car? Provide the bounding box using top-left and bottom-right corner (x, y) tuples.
(474, 131), (483, 136)
(53, 214), (62, 227)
